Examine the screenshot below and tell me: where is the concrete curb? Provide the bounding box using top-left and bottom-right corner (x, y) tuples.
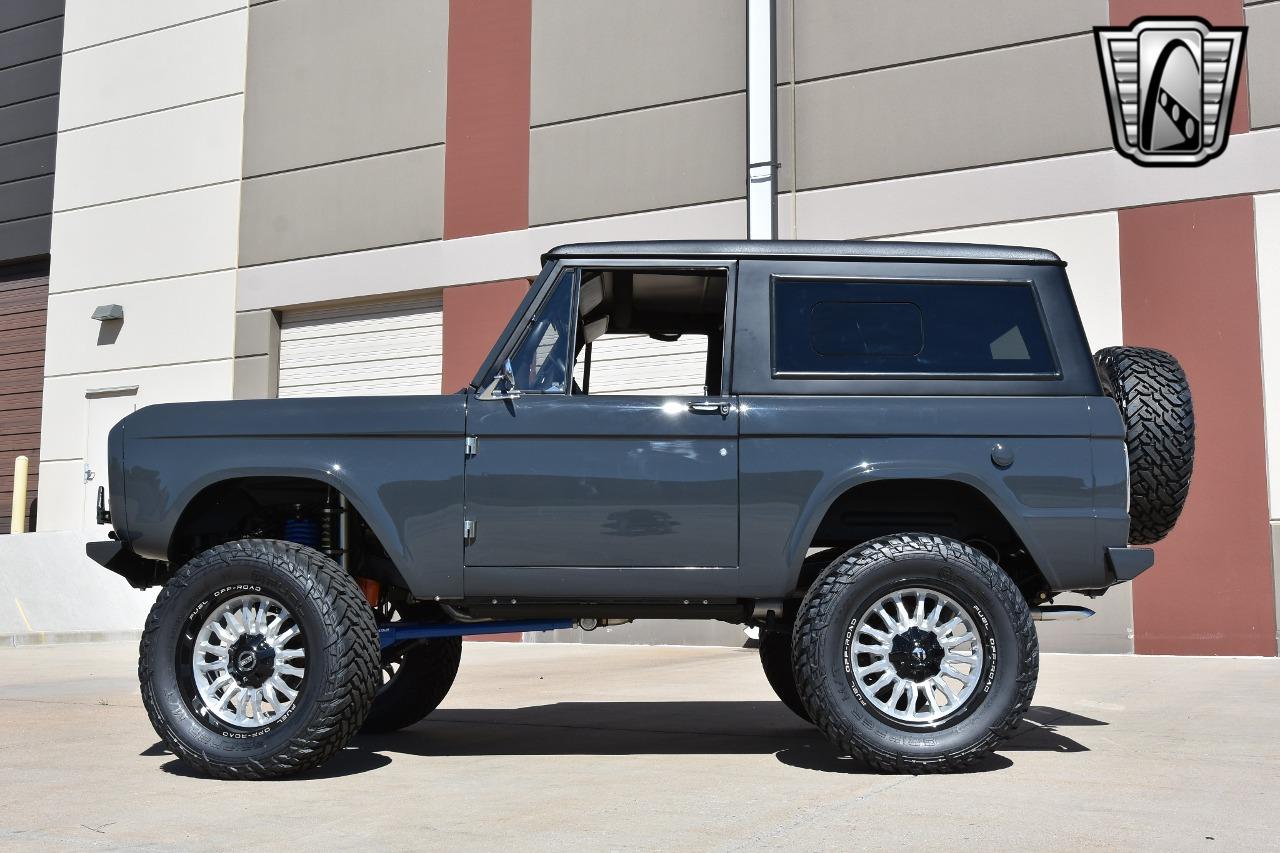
(0, 530), (156, 637)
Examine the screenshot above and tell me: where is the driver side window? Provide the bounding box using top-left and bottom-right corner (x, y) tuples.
(507, 269), (574, 393)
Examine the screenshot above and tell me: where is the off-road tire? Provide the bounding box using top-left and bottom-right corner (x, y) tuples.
(758, 628), (811, 723)
(362, 634), (463, 733)
(1095, 346), (1195, 544)
(793, 534), (1037, 773)
(139, 539), (380, 780)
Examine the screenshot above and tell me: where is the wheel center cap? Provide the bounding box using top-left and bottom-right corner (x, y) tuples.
(888, 627), (944, 682)
(227, 635), (276, 688)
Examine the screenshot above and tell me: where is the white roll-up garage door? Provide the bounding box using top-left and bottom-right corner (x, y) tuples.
(278, 291), (444, 398)
(575, 334), (710, 396)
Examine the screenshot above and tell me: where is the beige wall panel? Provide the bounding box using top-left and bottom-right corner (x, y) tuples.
(234, 309), (279, 359)
(39, 360), (234, 465)
(1247, 2), (1280, 130)
(238, 145), (444, 267)
(795, 35), (1110, 189)
(49, 182), (240, 292)
(892, 212), (1123, 351)
(531, 620), (749, 648)
(233, 354), (274, 400)
(1254, 192), (1280, 516)
(242, 0), (448, 176)
(1273, 522), (1280, 653)
(52, 97), (244, 211)
(237, 198), (746, 312)
(530, 94), (745, 225)
(58, 10), (247, 130)
(1035, 588), (1134, 654)
(43, 272), (235, 376)
(531, 0), (743, 125)
(789, 125), (1280, 243)
(792, 0), (1104, 81)
(63, 0), (245, 52)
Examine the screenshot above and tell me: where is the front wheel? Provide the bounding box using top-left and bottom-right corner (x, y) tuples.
(138, 540), (380, 779)
(793, 534), (1037, 773)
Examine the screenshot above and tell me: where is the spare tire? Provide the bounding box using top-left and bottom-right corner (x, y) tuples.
(1094, 346), (1195, 544)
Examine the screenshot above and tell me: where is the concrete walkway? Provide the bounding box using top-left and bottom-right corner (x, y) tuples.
(0, 643), (1276, 851)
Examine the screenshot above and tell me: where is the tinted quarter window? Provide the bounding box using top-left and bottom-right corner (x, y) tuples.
(773, 279), (1055, 376)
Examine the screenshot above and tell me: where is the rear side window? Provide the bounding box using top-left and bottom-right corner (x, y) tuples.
(773, 279), (1056, 377)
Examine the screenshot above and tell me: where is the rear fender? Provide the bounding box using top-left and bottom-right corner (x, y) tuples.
(784, 462), (1059, 589)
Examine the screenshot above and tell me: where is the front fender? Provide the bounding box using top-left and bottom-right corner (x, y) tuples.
(116, 396), (466, 597)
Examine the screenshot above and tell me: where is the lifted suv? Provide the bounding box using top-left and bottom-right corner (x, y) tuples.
(92, 240), (1194, 778)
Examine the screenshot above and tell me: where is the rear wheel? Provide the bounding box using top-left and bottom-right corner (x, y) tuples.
(793, 534), (1037, 773)
(758, 628), (811, 723)
(139, 540), (379, 779)
(362, 603), (462, 733)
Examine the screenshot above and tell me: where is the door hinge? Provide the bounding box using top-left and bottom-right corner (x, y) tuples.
(464, 435), (478, 457)
(463, 518), (477, 544)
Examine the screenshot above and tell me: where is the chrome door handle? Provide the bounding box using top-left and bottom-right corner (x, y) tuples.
(688, 402), (730, 415)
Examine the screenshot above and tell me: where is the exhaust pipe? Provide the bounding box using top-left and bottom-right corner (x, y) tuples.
(1031, 605), (1095, 622)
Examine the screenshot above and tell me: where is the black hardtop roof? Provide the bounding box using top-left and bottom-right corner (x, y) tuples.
(543, 239), (1063, 266)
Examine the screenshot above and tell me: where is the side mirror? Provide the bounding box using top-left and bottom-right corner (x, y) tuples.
(478, 358), (523, 401)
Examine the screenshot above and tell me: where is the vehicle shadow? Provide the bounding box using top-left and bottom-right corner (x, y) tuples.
(154, 702), (1102, 781)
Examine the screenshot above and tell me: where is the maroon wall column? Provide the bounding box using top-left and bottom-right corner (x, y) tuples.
(1108, 0), (1250, 134)
(443, 0), (532, 239)
(1119, 196), (1276, 656)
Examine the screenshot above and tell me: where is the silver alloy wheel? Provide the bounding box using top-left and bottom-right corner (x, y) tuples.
(848, 587), (985, 725)
(191, 594), (307, 728)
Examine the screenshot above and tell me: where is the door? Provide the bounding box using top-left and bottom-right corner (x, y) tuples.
(83, 388), (138, 528)
(462, 265), (740, 598)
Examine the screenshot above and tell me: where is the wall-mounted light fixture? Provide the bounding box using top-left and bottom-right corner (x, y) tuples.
(91, 304), (124, 321)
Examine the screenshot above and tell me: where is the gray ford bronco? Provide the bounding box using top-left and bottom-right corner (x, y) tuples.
(91, 240), (1195, 779)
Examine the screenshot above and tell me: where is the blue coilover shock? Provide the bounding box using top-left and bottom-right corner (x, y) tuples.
(283, 504), (319, 549)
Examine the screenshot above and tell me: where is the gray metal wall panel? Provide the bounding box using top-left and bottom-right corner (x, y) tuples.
(0, 2), (58, 265)
(529, 94), (745, 226)
(0, 56), (60, 109)
(0, 17), (62, 71)
(1248, 2), (1280, 130)
(0, 0), (62, 33)
(794, 35), (1109, 190)
(242, 0), (448, 177)
(0, 175), (52, 222)
(239, 145), (445, 267)
(0, 215), (50, 260)
(530, 0), (744, 126)
(0, 135), (55, 185)
(790, 0), (1103, 81)
(0, 96), (56, 147)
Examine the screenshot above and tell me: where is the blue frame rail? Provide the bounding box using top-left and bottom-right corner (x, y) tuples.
(378, 619), (573, 648)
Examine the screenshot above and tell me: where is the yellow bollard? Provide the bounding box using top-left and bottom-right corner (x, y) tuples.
(10, 455), (28, 534)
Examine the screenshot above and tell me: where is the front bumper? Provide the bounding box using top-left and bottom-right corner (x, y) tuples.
(86, 540), (165, 589)
(1106, 546), (1155, 583)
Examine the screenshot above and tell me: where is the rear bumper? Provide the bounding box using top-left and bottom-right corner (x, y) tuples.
(86, 540), (165, 589)
(1106, 546), (1155, 583)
